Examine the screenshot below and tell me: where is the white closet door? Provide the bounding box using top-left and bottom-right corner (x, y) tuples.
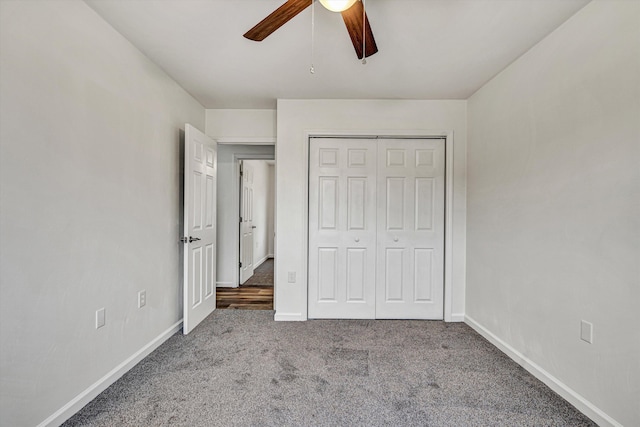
(376, 139), (445, 319)
(308, 138), (377, 319)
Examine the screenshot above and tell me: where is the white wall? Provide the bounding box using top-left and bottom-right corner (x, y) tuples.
(244, 160), (273, 267)
(276, 99), (467, 321)
(214, 146), (275, 287)
(267, 163), (276, 257)
(466, 2), (640, 426)
(0, 2), (205, 426)
(205, 109), (276, 139)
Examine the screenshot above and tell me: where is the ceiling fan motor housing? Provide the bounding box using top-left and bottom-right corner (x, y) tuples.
(319, 0), (357, 13)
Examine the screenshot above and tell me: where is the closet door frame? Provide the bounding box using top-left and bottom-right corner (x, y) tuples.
(303, 130), (456, 321)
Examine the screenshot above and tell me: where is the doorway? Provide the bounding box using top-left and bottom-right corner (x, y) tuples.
(239, 159), (275, 285)
(217, 155), (275, 310)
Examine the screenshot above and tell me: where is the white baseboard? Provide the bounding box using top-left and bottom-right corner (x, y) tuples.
(274, 312), (305, 321)
(464, 315), (622, 427)
(448, 313), (465, 322)
(216, 281), (236, 288)
(267, 254), (274, 258)
(254, 255), (269, 269)
(38, 320), (183, 427)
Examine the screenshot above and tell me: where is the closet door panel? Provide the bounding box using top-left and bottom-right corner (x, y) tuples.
(376, 139), (445, 319)
(308, 138), (377, 319)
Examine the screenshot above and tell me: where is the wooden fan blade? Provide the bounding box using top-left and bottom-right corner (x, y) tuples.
(341, 1), (378, 59)
(244, 0), (312, 41)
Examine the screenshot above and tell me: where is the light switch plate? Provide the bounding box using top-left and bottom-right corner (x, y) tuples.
(96, 308), (105, 329)
(580, 320), (593, 344)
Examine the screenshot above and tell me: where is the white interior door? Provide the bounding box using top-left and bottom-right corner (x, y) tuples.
(183, 124), (217, 335)
(376, 139), (445, 319)
(239, 161), (254, 284)
(308, 137), (445, 320)
(308, 138), (377, 319)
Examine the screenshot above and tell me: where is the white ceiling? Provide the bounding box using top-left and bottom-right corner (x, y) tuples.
(85, 0), (590, 109)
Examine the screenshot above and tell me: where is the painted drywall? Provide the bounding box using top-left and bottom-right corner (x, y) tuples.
(0, 1), (205, 426)
(466, 2), (640, 426)
(244, 160), (273, 267)
(276, 99), (467, 321)
(267, 164), (276, 257)
(214, 146), (275, 287)
(205, 109), (276, 139)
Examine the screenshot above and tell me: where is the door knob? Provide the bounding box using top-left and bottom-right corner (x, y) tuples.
(393, 236), (399, 242)
(180, 236), (201, 243)
(354, 237), (360, 242)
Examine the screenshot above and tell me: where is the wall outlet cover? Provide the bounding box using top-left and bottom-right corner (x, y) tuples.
(138, 290), (146, 308)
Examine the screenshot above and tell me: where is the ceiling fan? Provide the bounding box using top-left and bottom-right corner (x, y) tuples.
(244, 0), (378, 59)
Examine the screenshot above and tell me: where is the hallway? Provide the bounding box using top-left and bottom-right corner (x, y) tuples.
(216, 259), (274, 310)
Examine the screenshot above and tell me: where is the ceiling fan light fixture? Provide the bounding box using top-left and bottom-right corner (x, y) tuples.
(318, 0), (357, 13)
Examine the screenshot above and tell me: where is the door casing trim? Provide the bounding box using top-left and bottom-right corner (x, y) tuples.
(302, 130), (456, 321)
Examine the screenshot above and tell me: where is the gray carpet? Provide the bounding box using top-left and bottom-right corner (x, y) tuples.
(64, 310), (595, 426)
(242, 259), (274, 288)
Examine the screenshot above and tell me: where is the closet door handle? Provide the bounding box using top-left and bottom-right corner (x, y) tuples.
(354, 237), (360, 242)
(393, 236), (399, 242)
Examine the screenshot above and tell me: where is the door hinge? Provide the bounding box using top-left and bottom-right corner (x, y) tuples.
(240, 216), (243, 223)
(239, 261), (243, 268)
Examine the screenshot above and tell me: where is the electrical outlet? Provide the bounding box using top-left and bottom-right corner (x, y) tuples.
(138, 290), (146, 308)
(580, 320), (593, 344)
(95, 308), (105, 329)
(287, 271), (296, 283)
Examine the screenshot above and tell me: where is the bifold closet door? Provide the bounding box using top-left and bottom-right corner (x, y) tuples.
(376, 139), (445, 319)
(308, 137), (445, 320)
(308, 138), (377, 319)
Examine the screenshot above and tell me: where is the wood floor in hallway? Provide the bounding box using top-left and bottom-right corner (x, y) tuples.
(216, 258), (273, 310)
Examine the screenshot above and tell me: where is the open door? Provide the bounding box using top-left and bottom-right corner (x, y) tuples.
(239, 161), (255, 284)
(183, 124), (217, 334)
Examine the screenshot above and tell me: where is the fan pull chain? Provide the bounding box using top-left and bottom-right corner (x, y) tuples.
(361, 0), (366, 64)
(310, 0), (316, 74)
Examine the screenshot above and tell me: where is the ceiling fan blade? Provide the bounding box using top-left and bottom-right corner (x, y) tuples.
(244, 0), (312, 41)
(341, 1), (378, 59)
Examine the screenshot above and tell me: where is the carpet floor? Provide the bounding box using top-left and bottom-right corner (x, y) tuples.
(64, 310), (595, 426)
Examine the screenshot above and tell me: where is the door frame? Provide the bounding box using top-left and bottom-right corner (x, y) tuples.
(231, 153), (275, 288)
(302, 130), (456, 321)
